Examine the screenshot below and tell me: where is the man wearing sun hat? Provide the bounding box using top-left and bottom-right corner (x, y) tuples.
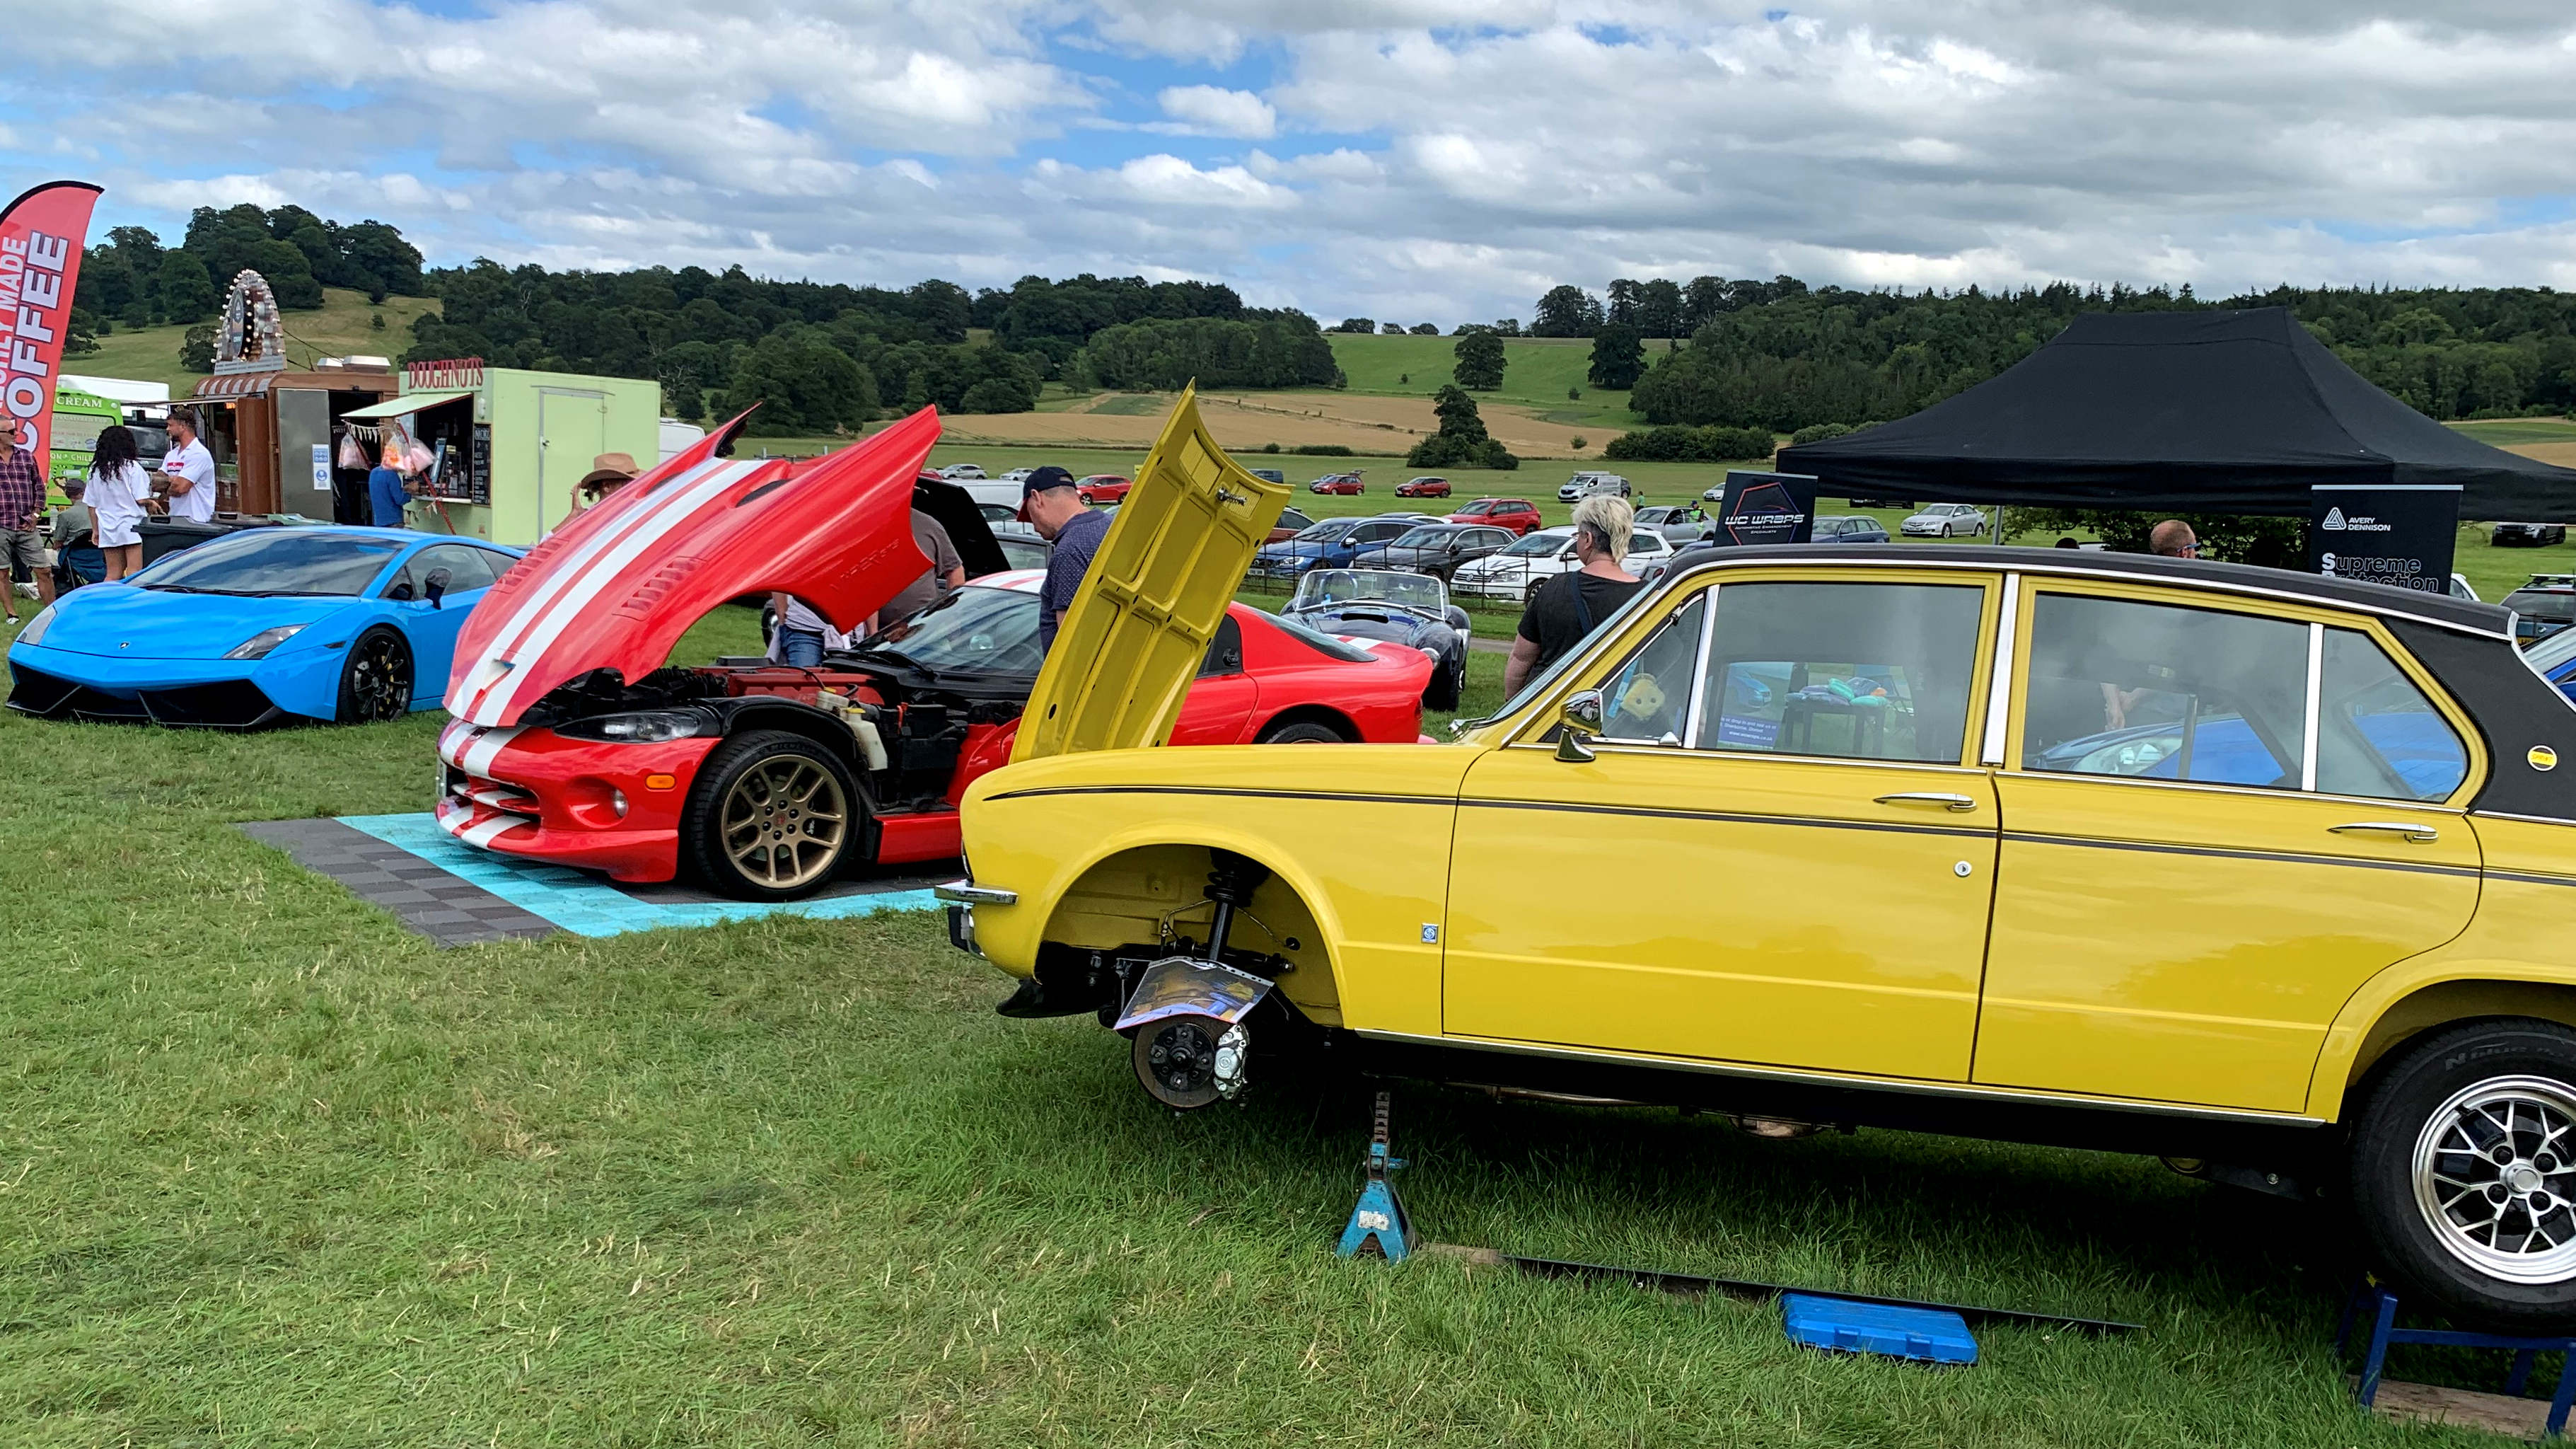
(576, 451), (641, 507)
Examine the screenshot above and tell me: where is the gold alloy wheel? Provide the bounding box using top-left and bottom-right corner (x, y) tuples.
(719, 756), (848, 890)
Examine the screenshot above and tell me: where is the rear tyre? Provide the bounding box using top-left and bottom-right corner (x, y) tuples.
(1258, 719), (1347, 745)
(335, 626), (412, 723)
(683, 729), (861, 901)
(2348, 1019), (2576, 1332)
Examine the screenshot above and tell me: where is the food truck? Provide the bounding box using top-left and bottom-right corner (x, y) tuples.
(343, 358), (662, 546)
(178, 270), (402, 520)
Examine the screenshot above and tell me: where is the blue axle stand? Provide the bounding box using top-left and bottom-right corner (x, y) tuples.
(1338, 1091), (1414, 1261)
(2336, 1280), (2576, 1436)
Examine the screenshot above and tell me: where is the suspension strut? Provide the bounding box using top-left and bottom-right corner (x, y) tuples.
(1200, 849), (1270, 967)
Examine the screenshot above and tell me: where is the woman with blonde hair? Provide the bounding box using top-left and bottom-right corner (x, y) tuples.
(86, 425), (151, 581)
(1504, 495), (1643, 694)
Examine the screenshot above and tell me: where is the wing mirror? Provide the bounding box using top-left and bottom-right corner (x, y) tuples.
(423, 567), (453, 609)
(1555, 689), (1603, 763)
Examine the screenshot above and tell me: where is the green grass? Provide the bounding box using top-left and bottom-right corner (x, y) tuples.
(1325, 333), (1649, 433)
(69, 287), (443, 395)
(2452, 417), (2576, 447)
(0, 676), (2502, 1445)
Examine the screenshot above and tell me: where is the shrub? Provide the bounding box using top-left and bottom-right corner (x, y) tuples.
(1262, 441), (1281, 453)
(1289, 444), (1353, 456)
(1789, 422), (1852, 446)
(1570, 436), (1587, 450)
(1601, 424), (1775, 462)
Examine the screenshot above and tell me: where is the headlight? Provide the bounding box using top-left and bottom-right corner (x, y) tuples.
(553, 710), (707, 744)
(223, 623), (308, 659)
(16, 603), (57, 647)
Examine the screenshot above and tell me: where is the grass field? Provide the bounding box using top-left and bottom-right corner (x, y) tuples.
(69, 288), (443, 396)
(0, 643), (2506, 1445)
(1324, 333), (1654, 434)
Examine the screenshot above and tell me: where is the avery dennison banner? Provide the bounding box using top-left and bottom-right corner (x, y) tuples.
(0, 180), (105, 480)
(2309, 483), (2461, 595)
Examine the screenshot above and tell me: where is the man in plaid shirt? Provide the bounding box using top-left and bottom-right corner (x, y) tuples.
(0, 412), (44, 625)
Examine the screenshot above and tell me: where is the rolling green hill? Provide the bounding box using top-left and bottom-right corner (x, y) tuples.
(67, 288), (442, 395)
(1325, 333), (1654, 432)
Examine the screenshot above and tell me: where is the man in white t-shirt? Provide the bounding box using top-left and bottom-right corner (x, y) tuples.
(161, 412), (219, 524)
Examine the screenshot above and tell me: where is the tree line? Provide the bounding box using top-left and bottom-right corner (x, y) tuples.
(70, 204), (429, 357)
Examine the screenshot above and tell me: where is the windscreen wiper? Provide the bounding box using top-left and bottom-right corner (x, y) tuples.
(852, 644), (938, 677)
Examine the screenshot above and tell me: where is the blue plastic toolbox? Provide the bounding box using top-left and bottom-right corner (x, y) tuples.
(1781, 1293), (1978, 1365)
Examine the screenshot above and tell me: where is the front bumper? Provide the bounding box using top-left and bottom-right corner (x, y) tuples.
(4, 641), (340, 727)
(434, 717), (720, 882)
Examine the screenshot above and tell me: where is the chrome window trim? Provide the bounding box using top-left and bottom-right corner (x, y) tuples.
(1681, 583), (1720, 749)
(1981, 572), (2021, 766)
(2301, 621), (2324, 792)
(1997, 761), (2470, 813)
(1663, 552), (2509, 641)
(1351, 1027), (2328, 1126)
(1502, 739), (1992, 777)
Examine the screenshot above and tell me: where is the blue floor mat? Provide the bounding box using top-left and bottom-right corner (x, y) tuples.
(334, 812), (945, 938)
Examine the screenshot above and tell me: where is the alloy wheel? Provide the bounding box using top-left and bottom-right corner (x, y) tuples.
(349, 634), (410, 721)
(719, 756), (849, 890)
(2413, 1075), (2576, 1284)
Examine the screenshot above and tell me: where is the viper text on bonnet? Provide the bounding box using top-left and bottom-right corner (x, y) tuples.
(949, 542), (2576, 1332)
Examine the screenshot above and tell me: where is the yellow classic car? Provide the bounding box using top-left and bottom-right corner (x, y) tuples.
(946, 438), (2576, 1329)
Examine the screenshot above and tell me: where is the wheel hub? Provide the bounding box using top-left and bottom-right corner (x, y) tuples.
(2413, 1075), (2576, 1285)
(719, 757), (846, 889)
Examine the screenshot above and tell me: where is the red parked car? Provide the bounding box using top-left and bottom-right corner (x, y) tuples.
(434, 410), (1431, 900)
(1309, 473), (1365, 495)
(1447, 497), (1543, 536)
(1075, 474), (1131, 504)
(1395, 476), (1451, 498)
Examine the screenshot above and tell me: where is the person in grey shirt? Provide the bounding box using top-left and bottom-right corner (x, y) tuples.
(876, 509), (967, 625)
(1024, 466), (1109, 651)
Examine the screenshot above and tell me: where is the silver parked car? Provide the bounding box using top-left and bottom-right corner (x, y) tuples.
(1901, 502), (1988, 538)
(1635, 504), (1713, 547)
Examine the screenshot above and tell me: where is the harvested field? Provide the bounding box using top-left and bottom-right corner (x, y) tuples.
(944, 389), (1600, 458)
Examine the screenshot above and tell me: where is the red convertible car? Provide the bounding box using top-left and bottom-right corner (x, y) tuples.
(1309, 473), (1365, 495)
(434, 410), (1430, 899)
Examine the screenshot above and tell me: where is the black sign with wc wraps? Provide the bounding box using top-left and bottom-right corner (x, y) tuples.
(2308, 484), (2461, 595)
(1715, 470), (1819, 546)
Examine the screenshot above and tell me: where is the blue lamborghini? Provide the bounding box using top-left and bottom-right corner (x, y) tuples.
(6, 526), (523, 727)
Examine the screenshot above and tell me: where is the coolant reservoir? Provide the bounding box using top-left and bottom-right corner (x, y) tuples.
(815, 691), (889, 771)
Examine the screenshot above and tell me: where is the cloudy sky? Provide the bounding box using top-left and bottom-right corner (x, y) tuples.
(4, 1), (2573, 322)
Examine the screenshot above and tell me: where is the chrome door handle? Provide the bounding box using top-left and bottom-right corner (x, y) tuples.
(1875, 792), (1978, 812)
(2329, 821), (2439, 843)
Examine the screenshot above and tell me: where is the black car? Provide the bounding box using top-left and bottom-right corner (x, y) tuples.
(1811, 514), (1891, 543)
(1281, 567), (1471, 710)
(1351, 523), (1518, 581)
(2495, 523), (2569, 547)
(2505, 575), (2576, 642)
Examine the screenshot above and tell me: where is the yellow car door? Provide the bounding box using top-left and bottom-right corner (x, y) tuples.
(1013, 387), (1290, 762)
(1976, 582), (2483, 1112)
(1443, 569), (2004, 1081)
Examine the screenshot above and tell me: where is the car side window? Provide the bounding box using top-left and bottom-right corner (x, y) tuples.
(1600, 593), (1707, 744)
(1197, 614), (1245, 678)
(1694, 582), (1986, 763)
(2019, 593), (2309, 789)
(2316, 628), (2468, 802)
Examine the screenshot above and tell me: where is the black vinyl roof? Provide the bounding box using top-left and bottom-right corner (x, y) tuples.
(1665, 541), (2512, 637)
(1775, 308), (2576, 521)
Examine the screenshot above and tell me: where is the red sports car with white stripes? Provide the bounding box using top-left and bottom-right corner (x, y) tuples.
(434, 409), (1431, 899)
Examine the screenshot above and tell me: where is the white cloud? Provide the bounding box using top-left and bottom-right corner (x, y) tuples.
(4, 1), (2575, 323)
(1154, 84), (1277, 139)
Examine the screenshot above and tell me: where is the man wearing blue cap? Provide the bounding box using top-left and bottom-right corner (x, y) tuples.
(1023, 465), (1108, 651)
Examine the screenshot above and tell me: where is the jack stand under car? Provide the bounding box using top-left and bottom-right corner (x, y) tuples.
(1338, 1091), (1414, 1261)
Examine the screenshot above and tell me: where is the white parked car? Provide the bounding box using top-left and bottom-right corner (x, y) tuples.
(939, 463), (989, 480)
(1901, 502), (1988, 538)
(1449, 526), (1673, 602)
(997, 468), (1037, 485)
(1556, 471), (1633, 502)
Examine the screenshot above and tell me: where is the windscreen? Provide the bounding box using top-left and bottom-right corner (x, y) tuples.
(861, 584), (1043, 675)
(132, 531), (401, 596)
(1502, 530), (1569, 558)
(1294, 569), (1446, 613)
(1292, 519), (1355, 543)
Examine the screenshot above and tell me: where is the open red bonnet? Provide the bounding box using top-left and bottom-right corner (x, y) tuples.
(443, 407), (940, 727)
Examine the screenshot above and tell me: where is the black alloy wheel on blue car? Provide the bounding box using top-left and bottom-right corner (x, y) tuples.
(335, 627), (412, 723)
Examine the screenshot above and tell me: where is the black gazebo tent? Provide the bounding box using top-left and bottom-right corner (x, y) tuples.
(1775, 308), (2576, 521)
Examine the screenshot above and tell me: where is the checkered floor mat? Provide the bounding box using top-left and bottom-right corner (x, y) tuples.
(240, 814), (947, 945)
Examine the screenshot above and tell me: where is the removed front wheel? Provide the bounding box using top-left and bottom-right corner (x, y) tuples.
(2348, 1019), (2576, 1332)
(683, 729), (861, 901)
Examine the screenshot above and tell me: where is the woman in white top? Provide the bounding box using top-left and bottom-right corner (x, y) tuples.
(86, 425), (151, 580)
